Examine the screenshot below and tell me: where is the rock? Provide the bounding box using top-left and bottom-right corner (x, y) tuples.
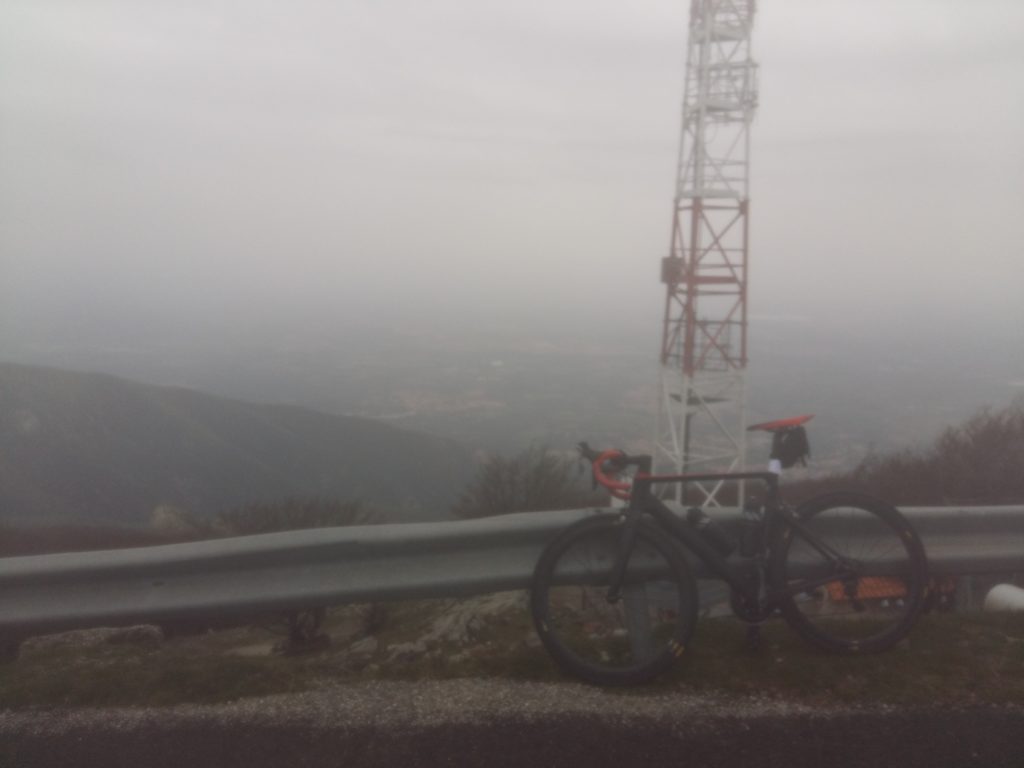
(349, 636), (379, 658)
(375, 592), (531, 666)
(420, 592), (527, 647)
(387, 640), (428, 663)
(107, 625), (164, 648)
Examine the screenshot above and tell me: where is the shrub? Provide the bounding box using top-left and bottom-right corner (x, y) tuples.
(213, 498), (374, 535)
(452, 444), (597, 518)
(0, 523), (188, 557)
(787, 398), (1024, 505)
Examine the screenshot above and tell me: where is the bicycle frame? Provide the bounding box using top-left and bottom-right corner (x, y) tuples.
(611, 466), (857, 608)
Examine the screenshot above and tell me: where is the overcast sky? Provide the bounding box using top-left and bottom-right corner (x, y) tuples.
(1, 0), (1022, 356)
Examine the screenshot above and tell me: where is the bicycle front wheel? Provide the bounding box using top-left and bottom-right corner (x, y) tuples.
(770, 492), (928, 653)
(531, 515), (698, 686)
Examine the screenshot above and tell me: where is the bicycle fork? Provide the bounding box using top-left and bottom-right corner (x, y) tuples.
(604, 511), (641, 605)
(603, 512), (660, 660)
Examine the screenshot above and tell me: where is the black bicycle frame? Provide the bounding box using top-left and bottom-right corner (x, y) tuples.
(611, 469), (857, 606)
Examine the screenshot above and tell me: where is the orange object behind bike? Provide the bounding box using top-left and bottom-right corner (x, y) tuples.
(826, 577), (907, 602)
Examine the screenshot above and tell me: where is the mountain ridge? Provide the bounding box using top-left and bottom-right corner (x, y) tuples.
(0, 362), (477, 526)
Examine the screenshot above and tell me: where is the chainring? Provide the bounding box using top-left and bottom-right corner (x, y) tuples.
(729, 588), (773, 624)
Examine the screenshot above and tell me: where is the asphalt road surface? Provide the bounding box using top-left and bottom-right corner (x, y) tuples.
(1, 680), (1021, 768)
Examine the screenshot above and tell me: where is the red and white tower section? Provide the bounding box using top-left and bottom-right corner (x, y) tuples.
(655, 0), (758, 501)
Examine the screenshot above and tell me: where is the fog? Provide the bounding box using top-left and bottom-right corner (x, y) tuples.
(2, 0), (1023, 452)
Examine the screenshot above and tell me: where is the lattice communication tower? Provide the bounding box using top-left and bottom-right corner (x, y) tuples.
(654, 0), (758, 503)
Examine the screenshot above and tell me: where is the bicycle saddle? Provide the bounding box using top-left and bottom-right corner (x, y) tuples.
(746, 414), (814, 432)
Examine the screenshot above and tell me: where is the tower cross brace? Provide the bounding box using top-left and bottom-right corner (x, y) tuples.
(654, 0), (759, 505)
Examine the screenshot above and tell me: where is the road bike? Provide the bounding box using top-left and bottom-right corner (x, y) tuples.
(530, 415), (929, 686)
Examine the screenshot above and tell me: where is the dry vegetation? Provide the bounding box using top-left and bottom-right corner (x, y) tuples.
(452, 444), (600, 519)
(0, 499), (375, 557)
(0, 598), (1022, 709)
(786, 400), (1024, 506)
(0, 523), (190, 557)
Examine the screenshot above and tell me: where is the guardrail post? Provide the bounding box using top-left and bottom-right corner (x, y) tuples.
(955, 576), (977, 612)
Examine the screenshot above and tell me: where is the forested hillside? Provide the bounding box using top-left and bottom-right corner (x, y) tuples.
(0, 363), (476, 526)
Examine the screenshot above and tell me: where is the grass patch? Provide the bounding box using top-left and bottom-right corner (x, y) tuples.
(0, 633), (319, 708)
(1, 603), (1022, 709)
(657, 612), (1024, 705)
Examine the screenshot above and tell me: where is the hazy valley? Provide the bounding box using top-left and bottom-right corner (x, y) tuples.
(1, 310), (1020, 528)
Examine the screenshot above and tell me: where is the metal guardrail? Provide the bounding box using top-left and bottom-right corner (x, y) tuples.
(1, 505), (1022, 640)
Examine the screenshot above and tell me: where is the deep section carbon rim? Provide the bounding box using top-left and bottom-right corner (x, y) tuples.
(531, 517), (697, 686)
(772, 493), (927, 653)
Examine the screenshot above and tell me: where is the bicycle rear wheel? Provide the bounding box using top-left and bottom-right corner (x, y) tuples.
(770, 492), (928, 653)
(530, 515), (697, 686)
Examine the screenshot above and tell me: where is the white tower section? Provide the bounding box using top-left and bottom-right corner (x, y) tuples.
(654, 0), (758, 504)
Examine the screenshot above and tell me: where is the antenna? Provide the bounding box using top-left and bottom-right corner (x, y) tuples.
(654, 0), (759, 505)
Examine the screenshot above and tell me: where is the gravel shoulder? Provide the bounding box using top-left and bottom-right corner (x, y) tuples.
(2, 602), (1023, 766)
(2, 680), (1023, 768)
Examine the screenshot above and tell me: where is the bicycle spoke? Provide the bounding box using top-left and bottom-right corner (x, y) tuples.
(772, 493), (927, 652)
(532, 517), (698, 685)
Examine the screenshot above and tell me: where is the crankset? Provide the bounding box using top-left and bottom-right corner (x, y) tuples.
(729, 588), (774, 624)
